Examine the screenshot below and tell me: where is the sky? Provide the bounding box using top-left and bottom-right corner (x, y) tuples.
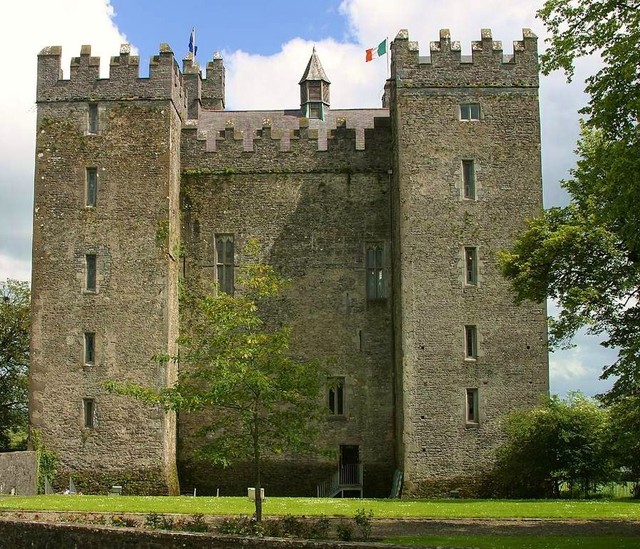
(0, 0), (616, 397)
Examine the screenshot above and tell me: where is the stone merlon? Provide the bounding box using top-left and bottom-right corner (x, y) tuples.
(391, 28), (539, 88)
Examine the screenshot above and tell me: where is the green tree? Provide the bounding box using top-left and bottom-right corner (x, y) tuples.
(607, 395), (640, 497)
(0, 279), (30, 451)
(493, 393), (611, 498)
(539, 0), (640, 140)
(106, 242), (326, 521)
(500, 0), (640, 402)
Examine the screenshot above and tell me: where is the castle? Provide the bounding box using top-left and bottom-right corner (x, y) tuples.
(29, 29), (549, 497)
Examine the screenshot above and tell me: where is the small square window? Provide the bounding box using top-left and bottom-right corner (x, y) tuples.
(83, 398), (96, 429)
(86, 168), (97, 207)
(85, 254), (97, 292)
(328, 377), (345, 416)
(460, 103), (480, 121)
(462, 160), (476, 200)
(215, 234), (234, 295)
(366, 244), (385, 300)
(464, 325), (477, 360)
(88, 103), (98, 134)
(464, 247), (478, 286)
(84, 332), (95, 365)
(466, 388), (479, 424)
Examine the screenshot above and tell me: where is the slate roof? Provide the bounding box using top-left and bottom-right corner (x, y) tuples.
(195, 107), (389, 151)
(299, 47), (331, 84)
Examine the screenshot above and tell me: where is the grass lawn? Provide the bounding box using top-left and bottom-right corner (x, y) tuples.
(383, 534), (640, 548)
(0, 496), (639, 519)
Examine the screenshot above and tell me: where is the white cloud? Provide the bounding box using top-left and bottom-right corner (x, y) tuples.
(550, 352), (590, 382)
(549, 336), (617, 397)
(0, 254), (31, 282)
(0, 0), (130, 282)
(224, 38), (387, 111)
(341, 0), (545, 52)
(227, 0), (550, 111)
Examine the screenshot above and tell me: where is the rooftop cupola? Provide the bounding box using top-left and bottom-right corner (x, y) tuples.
(299, 46), (330, 120)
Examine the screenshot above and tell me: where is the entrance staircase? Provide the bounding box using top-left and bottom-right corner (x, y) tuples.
(316, 464), (363, 498)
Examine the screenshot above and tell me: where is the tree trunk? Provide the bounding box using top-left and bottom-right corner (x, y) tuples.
(252, 413), (262, 522)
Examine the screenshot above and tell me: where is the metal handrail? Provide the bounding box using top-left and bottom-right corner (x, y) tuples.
(316, 464), (363, 497)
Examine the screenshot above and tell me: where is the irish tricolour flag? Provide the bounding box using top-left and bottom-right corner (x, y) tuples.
(366, 39), (387, 62)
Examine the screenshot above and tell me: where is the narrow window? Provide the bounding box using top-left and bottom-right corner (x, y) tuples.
(466, 388), (479, 424)
(215, 234), (234, 295)
(464, 325), (477, 359)
(84, 332), (95, 365)
(328, 377), (345, 416)
(86, 168), (97, 207)
(88, 103), (98, 134)
(464, 247), (478, 286)
(460, 103), (480, 121)
(462, 160), (475, 199)
(85, 254), (96, 291)
(366, 245), (385, 300)
(83, 398), (96, 429)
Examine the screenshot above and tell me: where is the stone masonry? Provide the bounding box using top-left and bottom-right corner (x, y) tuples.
(0, 451), (36, 495)
(29, 29), (548, 497)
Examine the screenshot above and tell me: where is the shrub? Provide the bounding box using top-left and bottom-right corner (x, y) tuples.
(144, 513), (175, 530)
(280, 514), (305, 538)
(261, 519), (282, 538)
(354, 508), (374, 540)
(308, 515), (330, 540)
(181, 513), (208, 532)
(111, 515), (138, 528)
(217, 515), (263, 537)
(262, 515), (329, 540)
(336, 521), (353, 541)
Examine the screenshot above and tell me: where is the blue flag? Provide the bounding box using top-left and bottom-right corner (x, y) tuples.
(188, 28), (198, 56)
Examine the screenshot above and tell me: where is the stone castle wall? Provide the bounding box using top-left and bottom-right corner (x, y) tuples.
(0, 451), (36, 495)
(179, 112), (396, 495)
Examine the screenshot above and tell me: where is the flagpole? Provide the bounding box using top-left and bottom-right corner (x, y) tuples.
(386, 37), (390, 80)
(193, 27), (196, 60)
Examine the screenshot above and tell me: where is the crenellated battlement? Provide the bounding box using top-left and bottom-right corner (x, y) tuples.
(181, 109), (391, 172)
(391, 28), (538, 88)
(37, 44), (193, 116)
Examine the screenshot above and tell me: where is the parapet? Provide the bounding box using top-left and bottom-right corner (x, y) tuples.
(182, 53), (225, 120)
(391, 28), (539, 88)
(36, 44), (187, 115)
(180, 108), (391, 173)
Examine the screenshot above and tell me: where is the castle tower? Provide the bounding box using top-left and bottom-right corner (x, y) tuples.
(389, 29), (549, 495)
(30, 44), (185, 494)
(299, 47), (330, 119)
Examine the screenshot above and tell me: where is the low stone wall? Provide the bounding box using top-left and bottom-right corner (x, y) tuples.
(0, 451), (36, 495)
(0, 520), (419, 549)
